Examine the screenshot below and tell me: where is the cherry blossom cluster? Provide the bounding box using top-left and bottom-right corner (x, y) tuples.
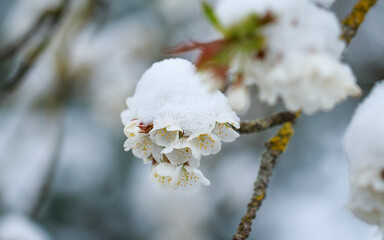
(173, 0), (360, 114)
(218, 0), (361, 114)
(345, 81), (384, 233)
(121, 59), (240, 193)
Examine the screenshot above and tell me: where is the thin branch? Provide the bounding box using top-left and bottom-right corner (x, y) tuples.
(238, 111), (298, 134)
(0, 0), (70, 61)
(341, 0), (377, 45)
(30, 107), (65, 219)
(0, 0), (69, 99)
(232, 121), (296, 240)
(0, 13), (48, 61)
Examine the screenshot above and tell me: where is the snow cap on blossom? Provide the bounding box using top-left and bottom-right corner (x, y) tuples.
(122, 58), (239, 134)
(213, 0), (360, 114)
(121, 58), (240, 193)
(344, 81), (384, 231)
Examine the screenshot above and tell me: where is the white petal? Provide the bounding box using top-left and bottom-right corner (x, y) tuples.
(211, 122), (240, 142)
(151, 143), (164, 162)
(123, 120), (141, 138)
(128, 136), (161, 163)
(177, 166), (210, 194)
(190, 134), (221, 156)
(150, 163), (183, 191)
(123, 138), (135, 151)
(131, 137), (153, 159)
(142, 157), (152, 164)
(165, 147), (200, 166)
(149, 128), (179, 147)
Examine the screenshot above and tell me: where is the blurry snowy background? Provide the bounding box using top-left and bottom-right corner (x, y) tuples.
(0, 0), (383, 239)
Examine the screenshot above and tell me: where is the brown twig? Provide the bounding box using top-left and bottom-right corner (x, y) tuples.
(238, 111), (297, 134)
(233, 122), (295, 240)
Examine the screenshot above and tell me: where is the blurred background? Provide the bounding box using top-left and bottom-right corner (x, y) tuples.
(0, 0), (383, 239)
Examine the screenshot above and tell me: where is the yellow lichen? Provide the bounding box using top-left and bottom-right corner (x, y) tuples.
(341, 0), (377, 43)
(255, 193), (264, 201)
(267, 122), (294, 152)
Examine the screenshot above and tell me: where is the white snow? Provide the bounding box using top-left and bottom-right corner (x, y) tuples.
(345, 81), (384, 234)
(123, 58), (239, 136)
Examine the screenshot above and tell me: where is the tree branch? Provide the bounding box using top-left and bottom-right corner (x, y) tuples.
(232, 121), (296, 240)
(30, 108), (65, 219)
(341, 0), (377, 45)
(238, 111), (298, 134)
(0, 8), (56, 61)
(0, 0), (69, 99)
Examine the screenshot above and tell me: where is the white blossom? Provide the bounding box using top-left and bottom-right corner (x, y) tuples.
(214, 0), (360, 114)
(123, 120), (163, 163)
(161, 138), (200, 167)
(250, 53), (361, 114)
(188, 133), (221, 157)
(345, 81), (384, 233)
(121, 58), (239, 192)
(150, 163), (210, 193)
(149, 123), (182, 148)
(211, 122), (241, 142)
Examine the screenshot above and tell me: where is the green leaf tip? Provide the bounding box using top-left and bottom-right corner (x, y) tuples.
(202, 1), (225, 34)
